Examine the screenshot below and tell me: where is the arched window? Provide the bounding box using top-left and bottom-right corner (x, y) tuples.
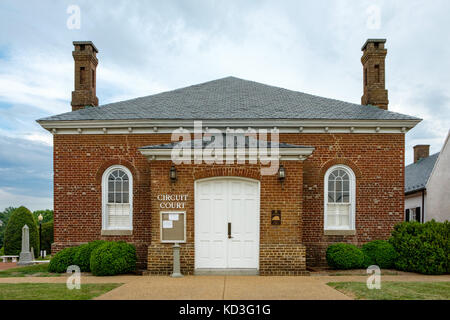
(102, 165), (133, 230)
(324, 165), (356, 230)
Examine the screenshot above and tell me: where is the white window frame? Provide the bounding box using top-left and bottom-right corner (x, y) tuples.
(324, 164), (356, 231)
(101, 165), (133, 231)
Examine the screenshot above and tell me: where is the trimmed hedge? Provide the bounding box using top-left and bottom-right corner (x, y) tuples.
(48, 246), (79, 273)
(3, 206), (39, 257)
(326, 243), (364, 269)
(362, 240), (397, 269)
(40, 221), (54, 254)
(73, 240), (106, 272)
(90, 241), (137, 276)
(389, 220), (449, 275)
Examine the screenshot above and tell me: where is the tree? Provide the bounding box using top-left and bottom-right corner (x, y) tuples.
(0, 207), (17, 249)
(40, 221), (54, 254)
(32, 209), (53, 224)
(3, 206), (39, 256)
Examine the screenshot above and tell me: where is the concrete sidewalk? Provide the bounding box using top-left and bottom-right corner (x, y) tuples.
(94, 276), (352, 300)
(1, 274), (448, 300)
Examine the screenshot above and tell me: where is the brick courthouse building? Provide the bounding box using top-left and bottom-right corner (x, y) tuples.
(38, 39), (420, 275)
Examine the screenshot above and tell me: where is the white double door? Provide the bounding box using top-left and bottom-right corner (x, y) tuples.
(195, 178), (260, 269)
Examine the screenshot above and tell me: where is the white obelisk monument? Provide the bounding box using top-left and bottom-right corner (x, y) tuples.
(17, 224), (33, 265)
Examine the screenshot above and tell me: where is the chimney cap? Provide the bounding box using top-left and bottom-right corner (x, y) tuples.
(413, 144), (430, 149)
(361, 38), (386, 51)
(73, 41), (98, 53)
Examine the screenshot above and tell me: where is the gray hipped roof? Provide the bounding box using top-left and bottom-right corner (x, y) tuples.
(405, 153), (439, 193)
(38, 77), (420, 122)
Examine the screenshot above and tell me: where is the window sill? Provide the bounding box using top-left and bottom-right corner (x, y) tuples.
(324, 229), (356, 236)
(101, 229), (133, 236)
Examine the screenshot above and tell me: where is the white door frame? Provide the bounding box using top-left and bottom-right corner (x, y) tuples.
(194, 176), (260, 270)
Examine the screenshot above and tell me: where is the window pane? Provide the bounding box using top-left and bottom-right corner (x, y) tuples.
(339, 214), (349, 227)
(343, 180), (349, 192)
(108, 192), (114, 203)
(328, 180), (334, 192)
(336, 180), (342, 191)
(327, 214), (336, 227)
(343, 192), (350, 202)
(123, 181), (129, 192)
(328, 192), (335, 202)
(108, 181), (114, 192)
(336, 192), (342, 203)
(115, 181), (122, 193)
(123, 192), (129, 203)
(114, 192), (121, 203)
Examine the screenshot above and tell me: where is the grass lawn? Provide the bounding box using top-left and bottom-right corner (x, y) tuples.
(328, 281), (450, 300)
(0, 283), (122, 300)
(0, 263), (60, 278)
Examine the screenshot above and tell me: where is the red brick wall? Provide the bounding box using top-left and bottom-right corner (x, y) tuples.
(146, 163), (304, 275)
(279, 133), (405, 266)
(52, 132), (404, 270)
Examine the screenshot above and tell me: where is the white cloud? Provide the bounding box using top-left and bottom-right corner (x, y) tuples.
(0, 0), (449, 209)
(0, 188), (52, 212)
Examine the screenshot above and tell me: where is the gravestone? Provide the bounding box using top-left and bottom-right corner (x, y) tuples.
(17, 225), (33, 266)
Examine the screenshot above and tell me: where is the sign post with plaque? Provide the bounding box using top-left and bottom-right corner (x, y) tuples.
(160, 211), (186, 278)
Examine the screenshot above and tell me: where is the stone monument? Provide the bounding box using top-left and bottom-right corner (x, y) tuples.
(17, 225), (33, 265)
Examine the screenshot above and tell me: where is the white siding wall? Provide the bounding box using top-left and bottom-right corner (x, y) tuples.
(425, 132), (450, 222)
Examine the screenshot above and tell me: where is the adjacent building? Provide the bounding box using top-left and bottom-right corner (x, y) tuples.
(405, 132), (450, 222)
(37, 39), (421, 274)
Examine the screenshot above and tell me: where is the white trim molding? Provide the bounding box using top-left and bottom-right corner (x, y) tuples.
(38, 119), (421, 135)
(138, 146), (315, 161)
(324, 164), (356, 232)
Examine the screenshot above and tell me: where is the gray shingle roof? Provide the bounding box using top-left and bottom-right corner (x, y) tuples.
(405, 153), (439, 193)
(38, 76), (420, 122)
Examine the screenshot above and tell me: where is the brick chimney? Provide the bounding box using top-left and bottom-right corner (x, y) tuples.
(413, 145), (430, 163)
(71, 41), (99, 111)
(361, 39), (389, 110)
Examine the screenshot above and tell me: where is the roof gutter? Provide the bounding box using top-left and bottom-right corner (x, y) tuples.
(37, 119), (421, 135)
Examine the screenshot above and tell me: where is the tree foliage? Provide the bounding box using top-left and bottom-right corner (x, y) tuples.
(3, 206), (39, 256)
(0, 207), (17, 248)
(32, 209), (53, 224)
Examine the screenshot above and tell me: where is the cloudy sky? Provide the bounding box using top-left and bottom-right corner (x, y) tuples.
(0, 0), (449, 211)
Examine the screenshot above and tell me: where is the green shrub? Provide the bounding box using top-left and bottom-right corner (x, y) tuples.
(326, 243), (364, 269)
(48, 247), (79, 273)
(74, 240), (106, 272)
(90, 241), (137, 276)
(389, 220), (449, 275)
(40, 221), (54, 255)
(3, 206), (39, 257)
(0, 247), (4, 255)
(362, 240), (398, 269)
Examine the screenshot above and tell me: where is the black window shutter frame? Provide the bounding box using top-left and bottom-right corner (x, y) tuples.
(416, 207), (421, 223)
(405, 209), (410, 222)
